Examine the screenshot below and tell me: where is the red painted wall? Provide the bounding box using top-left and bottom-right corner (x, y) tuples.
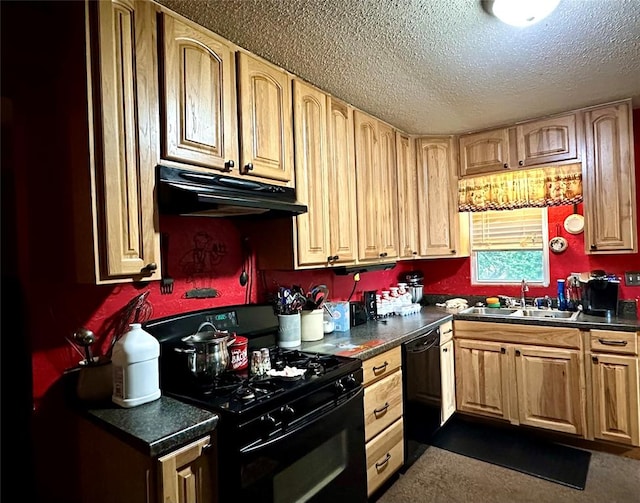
(22, 109), (640, 409)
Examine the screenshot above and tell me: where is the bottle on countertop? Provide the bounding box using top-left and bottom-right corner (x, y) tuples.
(111, 323), (161, 408)
(557, 279), (567, 311)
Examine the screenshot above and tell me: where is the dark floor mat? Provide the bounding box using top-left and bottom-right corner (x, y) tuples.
(430, 417), (591, 490)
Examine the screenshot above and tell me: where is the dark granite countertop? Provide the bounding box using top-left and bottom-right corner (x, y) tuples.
(80, 395), (218, 458)
(300, 306), (453, 359)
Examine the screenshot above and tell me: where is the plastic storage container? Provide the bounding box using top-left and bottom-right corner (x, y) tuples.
(111, 323), (161, 408)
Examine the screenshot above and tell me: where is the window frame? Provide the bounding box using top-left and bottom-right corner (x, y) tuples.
(469, 208), (550, 287)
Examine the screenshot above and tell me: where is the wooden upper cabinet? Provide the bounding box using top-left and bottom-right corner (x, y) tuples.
(377, 122), (399, 260)
(327, 98), (358, 264)
(458, 128), (510, 177)
(86, 0), (160, 283)
(515, 113), (579, 167)
(354, 111), (398, 262)
(396, 132), (419, 259)
(354, 111), (381, 261)
(583, 100), (637, 253)
(416, 136), (459, 257)
(293, 79), (330, 266)
(237, 52), (293, 184)
(158, 12), (238, 172)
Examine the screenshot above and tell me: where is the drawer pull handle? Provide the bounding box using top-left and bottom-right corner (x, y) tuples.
(598, 339), (627, 346)
(441, 329), (453, 335)
(372, 361), (389, 373)
(375, 453), (391, 469)
(374, 402), (390, 416)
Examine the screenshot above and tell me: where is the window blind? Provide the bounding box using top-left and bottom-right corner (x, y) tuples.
(471, 208), (545, 251)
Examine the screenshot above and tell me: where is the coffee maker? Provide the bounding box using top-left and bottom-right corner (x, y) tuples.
(579, 270), (620, 317)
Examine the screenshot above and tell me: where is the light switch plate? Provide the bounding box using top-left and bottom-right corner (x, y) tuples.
(624, 271), (640, 286)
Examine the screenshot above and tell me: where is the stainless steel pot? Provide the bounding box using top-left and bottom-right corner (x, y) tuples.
(174, 322), (236, 378)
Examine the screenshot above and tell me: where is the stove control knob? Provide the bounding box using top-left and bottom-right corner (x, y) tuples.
(343, 374), (358, 389)
(280, 405), (295, 422)
(260, 414), (277, 435)
(335, 380), (346, 393)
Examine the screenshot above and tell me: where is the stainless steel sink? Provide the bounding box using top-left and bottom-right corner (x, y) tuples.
(459, 307), (520, 316)
(458, 306), (581, 321)
(511, 308), (580, 320)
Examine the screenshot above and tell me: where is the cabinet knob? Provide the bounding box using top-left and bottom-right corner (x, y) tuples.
(590, 244), (597, 250)
(244, 163), (254, 173)
(451, 249), (456, 254)
(515, 349), (521, 356)
(518, 160), (524, 166)
(503, 163), (509, 169)
(500, 347), (506, 354)
(379, 252), (388, 258)
(142, 263), (157, 273)
(442, 347), (448, 353)
(412, 251), (417, 256)
(224, 160), (235, 172)
(592, 356), (598, 363)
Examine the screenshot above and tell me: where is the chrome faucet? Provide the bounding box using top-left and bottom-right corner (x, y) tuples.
(520, 279), (529, 307)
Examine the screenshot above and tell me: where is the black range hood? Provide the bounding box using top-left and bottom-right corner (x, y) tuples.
(157, 165), (308, 218)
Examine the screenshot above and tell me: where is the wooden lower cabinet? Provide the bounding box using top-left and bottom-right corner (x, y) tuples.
(454, 321), (585, 436)
(362, 347), (404, 497)
(78, 417), (217, 503)
(588, 329), (640, 446)
(366, 417), (404, 495)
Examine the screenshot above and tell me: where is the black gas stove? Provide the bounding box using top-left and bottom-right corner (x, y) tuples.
(143, 304), (367, 503)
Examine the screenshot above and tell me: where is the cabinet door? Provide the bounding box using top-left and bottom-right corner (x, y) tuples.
(514, 346), (584, 435)
(327, 98), (358, 264)
(455, 339), (510, 420)
(158, 436), (216, 503)
(159, 13), (238, 172)
(237, 52), (293, 183)
(396, 132), (419, 259)
(516, 113), (579, 167)
(354, 111), (381, 261)
(293, 80), (329, 266)
(440, 339), (456, 425)
(583, 100), (637, 253)
(458, 128), (510, 177)
(90, 0), (160, 282)
(591, 353), (640, 446)
(377, 122), (399, 260)
(416, 136), (459, 257)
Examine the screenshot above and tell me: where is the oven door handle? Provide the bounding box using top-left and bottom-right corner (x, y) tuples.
(240, 387), (364, 454)
(405, 329), (439, 353)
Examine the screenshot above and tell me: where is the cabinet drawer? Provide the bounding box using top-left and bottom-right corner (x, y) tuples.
(364, 369), (403, 441)
(590, 330), (638, 355)
(440, 321), (454, 344)
(363, 347), (402, 385)
(366, 417), (404, 497)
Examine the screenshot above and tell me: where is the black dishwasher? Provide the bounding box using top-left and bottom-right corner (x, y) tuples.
(401, 326), (442, 469)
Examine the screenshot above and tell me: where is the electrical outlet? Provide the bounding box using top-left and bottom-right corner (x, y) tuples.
(624, 271), (640, 286)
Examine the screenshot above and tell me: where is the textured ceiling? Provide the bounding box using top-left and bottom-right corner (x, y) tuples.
(155, 0), (640, 135)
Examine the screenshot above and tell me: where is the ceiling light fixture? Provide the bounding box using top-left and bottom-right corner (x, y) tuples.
(488, 0), (561, 27)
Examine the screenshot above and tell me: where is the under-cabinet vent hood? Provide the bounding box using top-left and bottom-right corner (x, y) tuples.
(332, 262), (397, 276)
(157, 165), (308, 218)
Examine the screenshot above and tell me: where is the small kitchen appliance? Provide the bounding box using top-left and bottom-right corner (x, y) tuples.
(363, 290), (378, 320)
(350, 301), (368, 326)
(579, 270), (620, 317)
(144, 304), (367, 502)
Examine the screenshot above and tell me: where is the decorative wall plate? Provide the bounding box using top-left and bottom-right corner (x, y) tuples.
(549, 235), (568, 254)
(564, 213), (584, 234)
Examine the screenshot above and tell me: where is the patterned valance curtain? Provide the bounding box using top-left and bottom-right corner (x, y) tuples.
(458, 163), (583, 212)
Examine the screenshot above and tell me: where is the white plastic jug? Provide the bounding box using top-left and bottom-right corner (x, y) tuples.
(111, 323), (161, 408)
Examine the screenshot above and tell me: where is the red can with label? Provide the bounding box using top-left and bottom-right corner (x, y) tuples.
(228, 335), (248, 371)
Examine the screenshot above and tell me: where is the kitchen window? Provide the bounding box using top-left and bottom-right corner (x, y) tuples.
(470, 208), (549, 286)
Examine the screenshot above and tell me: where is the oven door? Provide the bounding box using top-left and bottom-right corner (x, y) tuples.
(236, 388), (367, 503)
